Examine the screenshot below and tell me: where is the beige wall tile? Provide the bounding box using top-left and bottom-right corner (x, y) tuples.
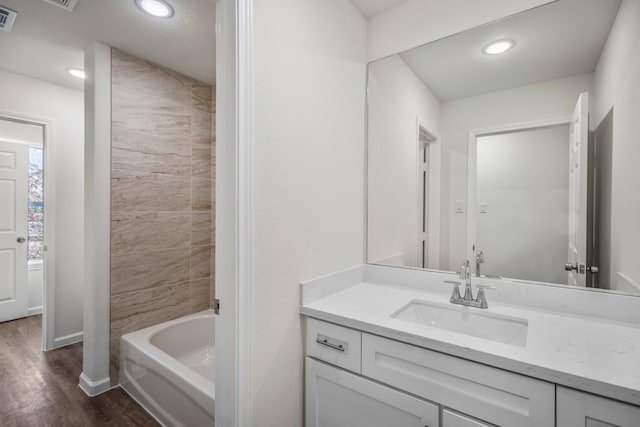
(191, 245), (212, 280)
(112, 49), (192, 107)
(191, 212), (212, 247)
(111, 248), (190, 295)
(112, 169), (190, 212)
(112, 85), (191, 140)
(110, 281), (191, 373)
(192, 108), (212, 137)
(192, 177), (212, 211)
(111, 282), (190, 334)
(192, 80), (213, 113)
(111, 211), (190, 255)
(190, 278), (211, 313)
(110, 50), (216, 379)
(192, 135), (212, 179)
(112, 126), (191, 176)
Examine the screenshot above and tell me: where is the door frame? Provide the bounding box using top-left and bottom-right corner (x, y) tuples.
(215, 0), (254, 425)
(466, 116), (569, 273)
(415, 118), (440, 269)
(0, 110), (57, 351)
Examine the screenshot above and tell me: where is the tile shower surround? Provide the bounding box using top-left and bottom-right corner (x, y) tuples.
(109, 49), (215, 381)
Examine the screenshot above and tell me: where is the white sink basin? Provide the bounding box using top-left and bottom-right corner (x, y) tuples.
(391, 300), (528, 346)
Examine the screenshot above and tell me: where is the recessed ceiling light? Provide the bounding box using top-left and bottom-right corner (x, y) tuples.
(66, 68), (86, 79)
(135, 0), (174, 18)
(482, 39), (515, 55)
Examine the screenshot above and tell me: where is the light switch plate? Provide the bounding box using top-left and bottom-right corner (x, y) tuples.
(455, 200), (464, 213)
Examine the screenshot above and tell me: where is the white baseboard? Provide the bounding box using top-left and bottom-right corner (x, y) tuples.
(53, 331), (83, 348)
(28, 306), (43, 316)
(79, 372), (111, 397)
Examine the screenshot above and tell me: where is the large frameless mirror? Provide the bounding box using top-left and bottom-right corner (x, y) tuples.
(366, 0), (640, 296)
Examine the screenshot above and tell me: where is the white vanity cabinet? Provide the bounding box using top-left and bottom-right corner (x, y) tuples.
(305, 319), (439, 426)
(305, 318), (554, 426)
(306, 358), (440, 427)
(442, 409), (492, 427)
(305, 318), (640, 427)
(556, 387), (640, 427)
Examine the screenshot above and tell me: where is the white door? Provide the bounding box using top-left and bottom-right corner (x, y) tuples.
(306, 357), (439, 427)
(567, 92), (589, 286)
(0, 141), (28, 322)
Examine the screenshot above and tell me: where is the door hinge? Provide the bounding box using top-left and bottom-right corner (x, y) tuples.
(214, 298), (220, 315)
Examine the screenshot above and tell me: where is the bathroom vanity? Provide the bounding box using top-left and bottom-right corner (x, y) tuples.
(301, 265), (640, 427)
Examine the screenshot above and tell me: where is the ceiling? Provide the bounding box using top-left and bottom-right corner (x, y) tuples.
(0, 0), (216, 91)
(397, 0), (621, 102)
(350, 0), (410, 19)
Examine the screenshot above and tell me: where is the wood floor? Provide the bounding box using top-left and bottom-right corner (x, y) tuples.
(0, 315), (160, 426)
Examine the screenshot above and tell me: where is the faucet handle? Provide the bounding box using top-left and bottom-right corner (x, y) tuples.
(475, 285), (495, 309)
(445, 280), (462, 302)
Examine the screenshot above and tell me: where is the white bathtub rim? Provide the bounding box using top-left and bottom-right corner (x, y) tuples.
(120, 309), (215, 401)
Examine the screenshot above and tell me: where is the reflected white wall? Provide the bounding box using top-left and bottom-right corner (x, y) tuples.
(592, 0), (640, 293)
(476, 125), (570, 284)
(367, 55), (441, 268)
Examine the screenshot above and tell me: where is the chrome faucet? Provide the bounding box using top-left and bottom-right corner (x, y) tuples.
(475, 250), (484, 277)
(459, 260), (473, 301)
(446, 260), (495, 309)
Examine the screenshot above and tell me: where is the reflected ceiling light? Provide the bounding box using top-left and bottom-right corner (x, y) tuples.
(482, 39), (515, 55)
(135, 0), (174, 18)
(66, 68), (86, 79)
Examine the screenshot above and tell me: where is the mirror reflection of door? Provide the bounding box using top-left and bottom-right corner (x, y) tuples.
(567, 93), (589, 286)
(590, 108), (614, 289)
(417, 125), (437, 269)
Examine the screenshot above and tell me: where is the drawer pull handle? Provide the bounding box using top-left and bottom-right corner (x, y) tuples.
(316, 334), (348, 353)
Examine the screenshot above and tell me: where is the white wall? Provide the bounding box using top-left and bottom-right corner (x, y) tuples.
(440, 73), (593, 271)
(367, 55), (440, 267)
(367, 0), (555, 61)
(592, 0), (640, 292)
(0, 119), (43, 145)
(476, 125), (569, 284)
(80, 42), (111, 396)
(250, 0), (367, 424)
(0, 69), (84, 343)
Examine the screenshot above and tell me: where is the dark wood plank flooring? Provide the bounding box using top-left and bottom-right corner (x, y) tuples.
(0, 315), (160, 426)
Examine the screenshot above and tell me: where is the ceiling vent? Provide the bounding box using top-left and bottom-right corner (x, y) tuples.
(41, 0), (79, 11)
(0, 6), (17, 32)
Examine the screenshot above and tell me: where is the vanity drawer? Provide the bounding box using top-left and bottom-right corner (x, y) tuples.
(362, 333), (555, 427)
(306, 318), (361, 373)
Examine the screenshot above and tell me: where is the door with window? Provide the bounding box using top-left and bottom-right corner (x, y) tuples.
(0, 140), (29, 322)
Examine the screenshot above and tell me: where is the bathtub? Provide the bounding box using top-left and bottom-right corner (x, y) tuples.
(120, 309), (215, 427)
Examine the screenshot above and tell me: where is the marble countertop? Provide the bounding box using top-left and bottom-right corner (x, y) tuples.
(301, 279), (640, 406)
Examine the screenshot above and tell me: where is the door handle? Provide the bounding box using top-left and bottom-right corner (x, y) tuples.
(587, 266), (599, 274)
(17, 237), (26, 243)
(564, 263), (577, 271)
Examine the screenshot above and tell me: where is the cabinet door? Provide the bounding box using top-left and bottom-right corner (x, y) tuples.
(362, 333), (554, 426)
(557, 386), (640, 427)
(442, 409), (492, 427)
(306, 357), (439, 427)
